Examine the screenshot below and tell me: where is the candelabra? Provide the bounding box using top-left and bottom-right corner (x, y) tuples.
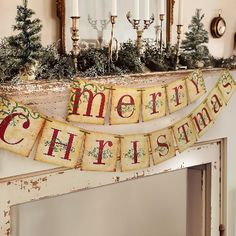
(154, 25), (161, 47)
(108, 15), (118, 63)
(175, 24), (186, 70)
(71, 16), (80, 69)
(126, 12), (155, 50)
(88, 15), (110, 48)
(159, 14), (165, 52)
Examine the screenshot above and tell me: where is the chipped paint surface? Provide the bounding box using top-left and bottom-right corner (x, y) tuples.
(0, 140), (222, 235)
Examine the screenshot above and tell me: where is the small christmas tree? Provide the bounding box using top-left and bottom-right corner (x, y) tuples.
(181, 9), (209, 68)
(7, 0), (42, 79)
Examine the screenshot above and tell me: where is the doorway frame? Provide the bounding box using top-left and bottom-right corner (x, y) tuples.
(0, 138), (227, 236)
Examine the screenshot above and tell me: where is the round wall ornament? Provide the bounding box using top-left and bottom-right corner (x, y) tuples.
(210, 10), (226, 38)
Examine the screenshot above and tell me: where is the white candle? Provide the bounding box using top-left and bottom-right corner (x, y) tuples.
(72, 0), (79, 17)
(144, 0), (150, 20)
(178, 0), (183, 25)
(156, 1), (160, 25)
(159, 0), (165, 15)
(111, 0), (117, 16)
(134, 0), (140, 20)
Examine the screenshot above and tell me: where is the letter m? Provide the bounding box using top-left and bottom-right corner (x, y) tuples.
(192, 107), (212, 134)
(71, 88), (106, 118)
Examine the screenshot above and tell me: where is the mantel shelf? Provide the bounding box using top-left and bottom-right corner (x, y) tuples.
(0, 68), (232, 97)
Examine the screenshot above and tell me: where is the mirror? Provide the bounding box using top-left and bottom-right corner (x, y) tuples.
(57, 0), (175, 53)
(12, 169), (188, 236)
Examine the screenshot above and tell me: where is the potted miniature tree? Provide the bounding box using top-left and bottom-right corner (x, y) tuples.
(7, 0), (42, 80)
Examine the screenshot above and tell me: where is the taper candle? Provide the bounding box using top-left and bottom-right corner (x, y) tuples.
(178, 0), (183, 25)
(134, 0), (140, 20)
(111, 0), (117, 16)
(144, 0), (150, 20)
(159, 0), (165, 15)
(72, 0), (79, 17)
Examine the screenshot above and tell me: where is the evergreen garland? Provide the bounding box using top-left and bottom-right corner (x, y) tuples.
(115, 41), (143, 73)
(143, 42), (177, 71)
(35, 43), (76, 80)
(77, 46), (123, 77)
(0, 38), (20, 83)
(211, 55), (236, 69)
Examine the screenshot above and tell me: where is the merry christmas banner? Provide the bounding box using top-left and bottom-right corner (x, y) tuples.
(0, 70), (235, 172)
(67, 70), (206, 125)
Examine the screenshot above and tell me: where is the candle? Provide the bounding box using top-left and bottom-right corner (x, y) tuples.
(134, 0), (140, 20)
(111, 0), (117, 16)
(159, 0), (165, 15)
(144, 0), (150, 20)
(72, 0), (79, 17)
(178, 0), (183, 25)
(156, 1), (159, 25)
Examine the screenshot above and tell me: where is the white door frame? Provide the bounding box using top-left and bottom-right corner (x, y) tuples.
(0, 138), (226, 236)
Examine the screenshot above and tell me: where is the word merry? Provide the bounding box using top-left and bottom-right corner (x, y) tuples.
(68, 70), (206, 125)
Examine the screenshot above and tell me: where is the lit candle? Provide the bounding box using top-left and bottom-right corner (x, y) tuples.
(144, 0), (150, 20)
(134, 0), (140, 20)
(178, 0), (183, 25)
(159, 0), (165, 15)
(72, 0), (79, 17)
(111, 0), (117, 16)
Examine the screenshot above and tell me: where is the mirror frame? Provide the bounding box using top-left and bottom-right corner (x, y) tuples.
(56, 0), (175, 54)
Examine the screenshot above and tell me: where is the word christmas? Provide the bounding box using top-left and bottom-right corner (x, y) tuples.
(0, 71), (235, 172)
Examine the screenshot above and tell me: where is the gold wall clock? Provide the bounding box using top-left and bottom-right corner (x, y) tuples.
(210, 11), (226, 38)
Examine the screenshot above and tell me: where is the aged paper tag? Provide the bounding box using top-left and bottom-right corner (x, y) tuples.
(120, 134), (149, 172)
(110, 87), (141, 124)
(150, 128), (176, 165)
(81, 132), (119, 172)
(35, 119), (84, 168)
(173, 116), (197, 152)
(0, 97), (44, 157)
(142, 85), (166, 122)
(167, 79), (188, 113)
(191, 102), (214, 137)
(218, 70), (236, 103)
(206, 86), (225, 119)
(68, 79), (110, 125)
(186, 70), (206, 103)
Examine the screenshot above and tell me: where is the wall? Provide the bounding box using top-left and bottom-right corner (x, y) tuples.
(0, 1), (235, 57)
(0, 0), (59, 46)
(173, 0), (236, 57)
(13, 170), (187, 236)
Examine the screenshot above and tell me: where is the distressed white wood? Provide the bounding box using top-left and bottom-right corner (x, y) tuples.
(211, 153), (220, 236)
(0, 139), (223, 235)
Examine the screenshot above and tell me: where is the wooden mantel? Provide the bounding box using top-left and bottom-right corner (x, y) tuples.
(0, 68), (231, 235)
(0, 68), (228, 119)
(0, 68), (226, 95)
